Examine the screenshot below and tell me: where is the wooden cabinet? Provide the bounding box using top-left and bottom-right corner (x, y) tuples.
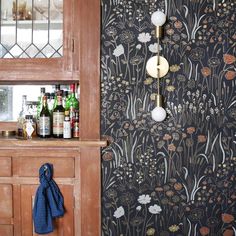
(0, 0), (102, 235)
(0, 148), (78, 236)
(0, 140), (106, 236)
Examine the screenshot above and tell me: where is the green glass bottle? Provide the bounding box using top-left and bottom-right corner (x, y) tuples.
(65, 84), (79, 129)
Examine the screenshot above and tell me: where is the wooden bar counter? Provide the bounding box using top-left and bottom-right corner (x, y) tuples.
(0, 137), (106, 236)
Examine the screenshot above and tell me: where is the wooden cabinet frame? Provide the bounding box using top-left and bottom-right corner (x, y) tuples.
(0, 0), (102, 235)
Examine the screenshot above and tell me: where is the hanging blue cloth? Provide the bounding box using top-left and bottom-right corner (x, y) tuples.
(33, 163), (65, 234)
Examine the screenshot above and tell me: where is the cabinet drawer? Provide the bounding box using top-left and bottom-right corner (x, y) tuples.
(0, 225), (13, 236)
(0, 185), (13, 218)
(0, 156), (12, 176)
(14, 157), (75, 178)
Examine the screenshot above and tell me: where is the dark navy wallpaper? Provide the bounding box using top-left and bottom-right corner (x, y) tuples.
(101, 0), (236, 235)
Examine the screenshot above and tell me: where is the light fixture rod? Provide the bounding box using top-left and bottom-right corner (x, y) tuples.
(156, 32), (160, 96)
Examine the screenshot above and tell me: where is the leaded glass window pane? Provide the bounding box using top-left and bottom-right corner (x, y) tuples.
(0, 0), (63, 58)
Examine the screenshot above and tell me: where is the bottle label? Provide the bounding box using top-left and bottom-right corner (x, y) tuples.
(26, 122), (34, 138)
(39, 117), (51, 135)
(53, 112), (64, 135)
(63, 121), (71, 139)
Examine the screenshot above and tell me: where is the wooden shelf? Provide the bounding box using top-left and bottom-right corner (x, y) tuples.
(0, 136), (107, 149)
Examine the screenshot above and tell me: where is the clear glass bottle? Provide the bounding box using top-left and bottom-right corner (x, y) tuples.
(17, 95), (28, 138)
(23, 115), (36, 139)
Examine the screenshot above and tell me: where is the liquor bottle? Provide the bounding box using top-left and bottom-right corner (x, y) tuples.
(36, 87), (46, 118)
(53, 94), (65, 138)
(48, 93), (55, 112)
(36, 87), (46, 135)
(53, 84), (61, 110)
(73, 110), (79, 138)
(17, 95), (28, 137)
(62, 90), (68, 108)
(63, 111), (71, 139)
(65, 84), (79, 128)
(39, 96), (51, 138)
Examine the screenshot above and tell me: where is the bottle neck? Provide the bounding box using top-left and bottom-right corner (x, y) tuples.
(57, 96), (63, 106)
(42, 98), (48, 108)
(22, 97), (27, 111)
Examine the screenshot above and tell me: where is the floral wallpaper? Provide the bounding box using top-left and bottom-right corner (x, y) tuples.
(101, 0), (236, 235)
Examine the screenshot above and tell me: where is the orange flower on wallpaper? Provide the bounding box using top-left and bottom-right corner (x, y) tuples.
(187, 127), (195, 134)
(223, 229), (234, 236)
(174, 20), (183, 29)
(173, 182), (183, 191)
(163, 134), (172, 140)
(223, 54), (236, 64)
(221, 213), (234, 223)
(225, 71), (236, 80)
(199, 226), (210, 236)
(198, 135), (207, 143)
(168, 144), (176, 151)
(201, 67), (211, 77)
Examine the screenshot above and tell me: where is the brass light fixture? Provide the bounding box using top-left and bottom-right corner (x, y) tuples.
(146, 10), (169, 122)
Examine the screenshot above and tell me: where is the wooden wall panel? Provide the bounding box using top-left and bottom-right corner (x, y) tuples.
(0, 184), (13, 218)
(0, 225), (13, 236)
(13, 157), (75, 178)
(0, 156), (12, 176)
(21, 185), (74, 236)
(80, 147), (101, 236)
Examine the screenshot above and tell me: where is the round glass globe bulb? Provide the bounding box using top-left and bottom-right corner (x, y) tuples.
(151, 10), (166, 26)
(151, 106), (167, 122)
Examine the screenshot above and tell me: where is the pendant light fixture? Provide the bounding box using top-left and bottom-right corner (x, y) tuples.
(146, 10), (169, 122)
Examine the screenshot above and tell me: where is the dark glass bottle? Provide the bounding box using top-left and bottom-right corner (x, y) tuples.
(53, 94), (65, 138)
(39, 96), (51, 138)
(53, 84), (61, 109)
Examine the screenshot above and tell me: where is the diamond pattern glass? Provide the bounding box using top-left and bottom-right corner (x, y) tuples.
(0, 0), (63, 59)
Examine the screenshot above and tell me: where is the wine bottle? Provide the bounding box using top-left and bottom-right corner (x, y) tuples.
(53, 94), (65, 138)
(39, 96), (51, 138)
(52, 84), (61, 110)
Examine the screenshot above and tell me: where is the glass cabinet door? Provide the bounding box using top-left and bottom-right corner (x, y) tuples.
(0, 0), (75, 82)
(0, 0), (63, 59)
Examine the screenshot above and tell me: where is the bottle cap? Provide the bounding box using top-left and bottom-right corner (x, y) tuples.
(55, 84), (61, 90)
(40, 87), (46, 93)
(25, 115), (33, 119)
(70, 84), (75, 92)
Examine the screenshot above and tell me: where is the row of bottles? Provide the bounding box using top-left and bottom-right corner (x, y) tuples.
(17, 84), (80, 139)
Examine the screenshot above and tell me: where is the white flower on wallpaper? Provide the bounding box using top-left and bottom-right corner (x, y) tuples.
(136, 44), (142, 50)
(148, 204), (162, 214)
(148, 43), (162, 53)
(113, 44), (124, 57)
(136, 205), (142, 211)
(113, 206), (125, 218)
(138, 32), (151, 43)
(138, 194), (151, 204)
